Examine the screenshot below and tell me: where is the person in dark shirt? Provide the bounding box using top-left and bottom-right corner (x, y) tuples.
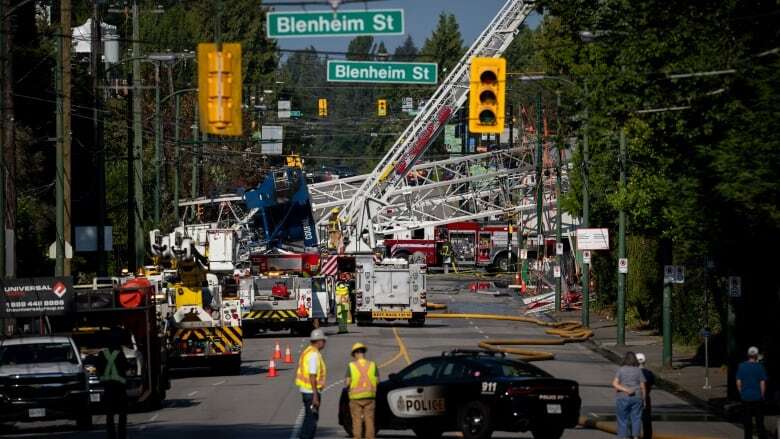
(635, 353), (655, 439)
(96, 327), (130, 439)
(736, 346), (768, 439)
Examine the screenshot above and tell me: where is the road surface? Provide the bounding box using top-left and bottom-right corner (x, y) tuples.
(1, 277), (742, 438)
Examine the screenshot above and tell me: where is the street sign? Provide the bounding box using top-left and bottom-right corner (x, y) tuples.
(556, 242), (564, 255)
(675, 266), (685, 284)
(664, 265), (675, 283)
(327, 60), (437, 85)
(261, 125), (283, 155)
(576, 228), (609, 250)
(520, 249), (528, 260)
(553, 266), (561, 278)
(277, 100), (291, 119)
(728, 276), (742, 298)
(402, 97), (414, 113)
(618, 258), (628, 274)
(583, 250), (591, 264)
(267, 9), (404, 38)
(48, 241), (73, 259)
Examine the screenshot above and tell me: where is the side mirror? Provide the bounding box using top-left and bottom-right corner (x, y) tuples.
(389, 373), (399, 382)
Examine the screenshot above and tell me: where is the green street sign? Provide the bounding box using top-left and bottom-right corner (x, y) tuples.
(327, 60), (438, 85)
(267, 9), (404, 38)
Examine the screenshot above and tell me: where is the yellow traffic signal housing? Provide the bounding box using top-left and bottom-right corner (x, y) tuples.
(377, 99), (387, 117)
(318, 98), (328, 117)
(197, 43), (242, 136)
(468, 57), (506, 134)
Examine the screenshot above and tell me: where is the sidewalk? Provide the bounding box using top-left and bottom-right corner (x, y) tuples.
(552, 308), (779, 437)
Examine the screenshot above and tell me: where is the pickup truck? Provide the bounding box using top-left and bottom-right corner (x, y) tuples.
(0, 336), (92, 429)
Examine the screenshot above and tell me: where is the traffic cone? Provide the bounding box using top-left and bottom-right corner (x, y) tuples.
(267, 359), (278, 378)
(284, 346), (294, 364)
(273, 341), (282, 360)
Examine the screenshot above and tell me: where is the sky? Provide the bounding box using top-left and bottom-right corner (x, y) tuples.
(269, 0), (541, 55)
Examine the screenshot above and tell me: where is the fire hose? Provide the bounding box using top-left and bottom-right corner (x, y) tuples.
(426, 313), (592, 361)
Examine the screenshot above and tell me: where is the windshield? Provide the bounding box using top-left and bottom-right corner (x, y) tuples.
(0, 342), (79, 365)
(72, 331), (133, 350)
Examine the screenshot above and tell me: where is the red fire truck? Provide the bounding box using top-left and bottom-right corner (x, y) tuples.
(382, 222), (521, 271)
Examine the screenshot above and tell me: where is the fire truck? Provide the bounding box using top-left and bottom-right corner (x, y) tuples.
(382, 222), (521, 271)
(354, 259), (427, 327)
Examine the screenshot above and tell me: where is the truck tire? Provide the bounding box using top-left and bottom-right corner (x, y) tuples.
(492, 252), (511, 272)
(408, 313), (425, 327)
(356, 313), (373, 326)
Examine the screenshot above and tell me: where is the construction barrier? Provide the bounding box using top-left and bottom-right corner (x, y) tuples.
(426, 313), (592, 361)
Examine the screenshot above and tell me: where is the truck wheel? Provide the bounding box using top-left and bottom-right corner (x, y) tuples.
(408, 313), (425, 327)
(493, 253), (510, 272)
(76, 412), (93, 430)
(458, 401), (493, 439)
(356, 315), (373, 326)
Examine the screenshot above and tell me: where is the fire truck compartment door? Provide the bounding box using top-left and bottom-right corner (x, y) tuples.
(372, 271), (410, 305)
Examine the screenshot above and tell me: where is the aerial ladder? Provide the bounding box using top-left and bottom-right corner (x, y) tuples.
(330, 0), (541, 252)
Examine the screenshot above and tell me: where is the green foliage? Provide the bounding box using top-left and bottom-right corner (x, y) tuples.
(626, 235), (661, 328)
(420, 13), (465, 78)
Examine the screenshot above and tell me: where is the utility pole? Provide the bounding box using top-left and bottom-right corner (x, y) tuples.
(535, 94), (543, 277)
(554, 92), (563, 312)
(92, 0), (106, 276)
(617, 128), (627, 345)
(54, 0), (71, 276)
(126, 72), (135, 272)
(174, 94), (180, 222)
(581, 81), (590, 327)
(0, 0), (6, 278)
(154, 62), (161, 226)
(661, 241), (673, 368)
(131, 0), (144, 270)
(62, 0), (72, 276)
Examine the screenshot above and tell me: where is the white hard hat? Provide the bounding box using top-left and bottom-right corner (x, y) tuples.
(310, 329), (327, 342)
(748, 346), (759, 356)
(635, 353), (646, 364)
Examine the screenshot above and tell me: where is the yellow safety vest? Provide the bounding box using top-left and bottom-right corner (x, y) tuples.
(348, 359), (377, 400)
(295, 346), (327, 392)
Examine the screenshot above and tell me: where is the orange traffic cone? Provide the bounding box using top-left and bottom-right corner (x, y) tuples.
(267, 359), (278, 378)
(284, 346), (294, 364)
(273, 341), (282, 360)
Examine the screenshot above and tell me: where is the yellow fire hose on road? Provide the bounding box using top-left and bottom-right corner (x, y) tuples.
(426, 302), (448, 310)
(426, 312), (593, 362)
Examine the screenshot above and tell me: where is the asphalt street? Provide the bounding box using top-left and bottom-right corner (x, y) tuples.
(0, 277), (743, 438)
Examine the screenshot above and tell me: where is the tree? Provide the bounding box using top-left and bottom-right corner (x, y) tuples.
(346, 36), (374, 60)
(420, 13), (465, 78)
(393, 35), (418, 61)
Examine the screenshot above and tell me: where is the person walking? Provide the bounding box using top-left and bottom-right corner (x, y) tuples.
(96, 327), (129, 439)
(612, 352), (646, 439)
(295, 329), (328, 439)
(635, 353), (655, 439)
(345, 343), (378, 439)
(737, 346), (768, 439)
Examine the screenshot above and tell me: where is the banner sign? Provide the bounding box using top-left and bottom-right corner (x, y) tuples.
(267, 9), (404, 38)
(576, 228), (610, 250)
(1, 277), (74, 317)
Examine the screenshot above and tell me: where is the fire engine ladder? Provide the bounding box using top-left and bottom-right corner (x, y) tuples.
(335, 0), (536, 248)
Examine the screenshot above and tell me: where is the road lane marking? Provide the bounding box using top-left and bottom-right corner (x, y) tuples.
(212, 379), (226, 386)
(148, 413), (159, 422)
(187, 390), (198, 397)
(392, 327), (412, 365)
(289, 379), (345, 439)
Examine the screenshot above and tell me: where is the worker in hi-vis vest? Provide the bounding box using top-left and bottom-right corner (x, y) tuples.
(344, 342), (378, 439)
(96, 327), (129, 439)
(295, 329), (328, 439)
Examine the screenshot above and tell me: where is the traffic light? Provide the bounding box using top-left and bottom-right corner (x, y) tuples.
(377, 99), (387, 117)
(197, 43), (242, 136)
(468, 57), (506, 134)
(318, 98), (328, 117)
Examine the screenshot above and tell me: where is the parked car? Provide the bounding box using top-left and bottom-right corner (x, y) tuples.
(0, 336), (92, 429)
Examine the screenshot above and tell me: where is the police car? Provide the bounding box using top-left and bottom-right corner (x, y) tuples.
(338, 350), (580, 439)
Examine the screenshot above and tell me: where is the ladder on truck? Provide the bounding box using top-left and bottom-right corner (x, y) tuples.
(336, 0), (536, 251)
